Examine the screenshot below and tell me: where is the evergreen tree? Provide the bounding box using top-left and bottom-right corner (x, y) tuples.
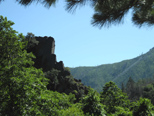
(121, 82), (125, 92)
(66, 0), (154, 27)
(143, 83), (154, 104)
(126, 77), (135, 98)
(1, 0), (154, 27)
(0, 0), (57, 7)
(125, 77), (143, 101)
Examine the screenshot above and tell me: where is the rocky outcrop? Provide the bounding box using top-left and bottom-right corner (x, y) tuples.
(26, 36), (88, 102)
(45, 69), (88, 102)
(27, 36), (64, 72)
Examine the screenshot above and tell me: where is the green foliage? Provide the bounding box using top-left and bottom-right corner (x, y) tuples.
(125, 77), (138, 101)
(0, 0), (57, 7)
(60, 103), (84, 116)
(1, 14), (154, 116)
(44, 69), (60, 90)
(132, 98), (154, 116)
(44, 67), (88, 102)
(100, 81), (130, 114)
(0, 15), (47, 115)
(81, 88), (106, 116)
(24, 32), (39, 49)
(113, 106), (132, 116)
(1, 0), (154, 27)
(0, 15), (77, 116)
(143, 82), (154, 104)
(105, 107), (132, 116)
(65, 67), (71, 72)
(124, 77), (154, 104)
(66, 0), (154, 27)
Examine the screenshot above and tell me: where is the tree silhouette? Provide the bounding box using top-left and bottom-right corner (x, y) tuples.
(1, 0), (154, 27)
(0, 0), (57, 7)
(66, 0), (154, 27)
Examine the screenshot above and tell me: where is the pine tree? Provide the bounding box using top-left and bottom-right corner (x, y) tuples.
(0, 0), (57, 7)
(1, 0), (153, 27)
(66, 0), (154, 27)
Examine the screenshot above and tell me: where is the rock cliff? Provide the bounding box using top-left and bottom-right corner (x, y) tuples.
(26, 35), (88, 101)
(27, 36), (64, 72)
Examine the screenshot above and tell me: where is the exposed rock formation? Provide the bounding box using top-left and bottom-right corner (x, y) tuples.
(26, 36), (88, 102)
(27, 36), (64, 72)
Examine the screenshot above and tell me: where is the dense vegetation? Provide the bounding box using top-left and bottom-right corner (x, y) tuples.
(24, 33), (89, 102)
(124, 77), (154, 105)
(70, 49), (154, 92)
(0, 15), (80, 116)
(1, 15), (154, 115)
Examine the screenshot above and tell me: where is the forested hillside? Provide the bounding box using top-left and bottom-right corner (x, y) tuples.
(70, 48), (154, 92)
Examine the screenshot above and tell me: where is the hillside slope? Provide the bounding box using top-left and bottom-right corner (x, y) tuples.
(70, 47), (154, 92)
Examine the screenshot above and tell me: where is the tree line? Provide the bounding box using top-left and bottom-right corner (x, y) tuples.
(123, 77), (154, 105)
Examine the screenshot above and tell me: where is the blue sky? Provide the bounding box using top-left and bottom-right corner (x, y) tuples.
(1, 0), (154, 67)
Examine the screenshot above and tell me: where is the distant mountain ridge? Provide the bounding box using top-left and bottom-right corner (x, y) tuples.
(70, 47), (154, 92)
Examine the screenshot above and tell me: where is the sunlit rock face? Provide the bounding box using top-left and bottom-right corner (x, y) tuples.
(27, 36), (64, 72)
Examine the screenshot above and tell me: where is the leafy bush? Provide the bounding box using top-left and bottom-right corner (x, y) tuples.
(81, 88), (106, 116)
(132, 98), (154, 116)
(100, 81), (130, 114)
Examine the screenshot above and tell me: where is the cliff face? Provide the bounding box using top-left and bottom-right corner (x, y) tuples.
(26, 36), (88, 101)
(27, 36), (64, 72)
